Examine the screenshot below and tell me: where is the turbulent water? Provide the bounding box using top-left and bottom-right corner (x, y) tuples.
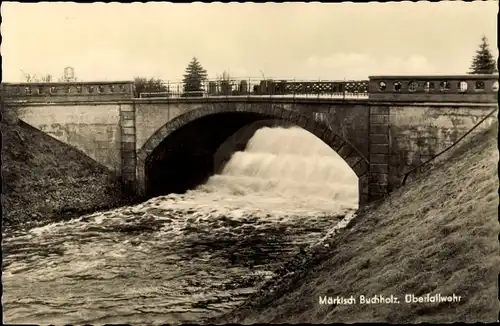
(2, 126), (359, 325)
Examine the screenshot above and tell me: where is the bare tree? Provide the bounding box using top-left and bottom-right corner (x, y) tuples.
(22, 72), (38, 83)
(217, 70), (233, 95)
(39, 74), (53, 82)
(21, 72), (54, 83)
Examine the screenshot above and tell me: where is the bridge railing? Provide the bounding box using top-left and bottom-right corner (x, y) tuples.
(368, 74), (498, 103)
(3, 75), (497, 103)
(137, 78), (370, 99)
(1, 81), (135, 102)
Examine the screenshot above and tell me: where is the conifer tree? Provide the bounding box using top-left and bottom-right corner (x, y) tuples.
(469, 36), (498, 74)
(182, 57), (208, 97)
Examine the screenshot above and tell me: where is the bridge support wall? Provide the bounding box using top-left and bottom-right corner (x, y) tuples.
(6, 98), (497, 207)
(11, 103), (123, 172)
(369, 105), (391, 200)
(120, 104), (137, 193)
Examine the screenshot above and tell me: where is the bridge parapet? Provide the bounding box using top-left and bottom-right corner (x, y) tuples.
(369, 74), (498, 103)
(1, 81), (135, 103)
(138, 78), (369, 99)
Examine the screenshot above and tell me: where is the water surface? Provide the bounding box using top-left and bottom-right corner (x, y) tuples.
(3, 126), (358, 324)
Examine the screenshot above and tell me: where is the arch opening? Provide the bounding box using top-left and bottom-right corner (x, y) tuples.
(137, 105), (369, 205)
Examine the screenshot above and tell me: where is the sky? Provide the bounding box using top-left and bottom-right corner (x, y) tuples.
(1, 1), (498, 83)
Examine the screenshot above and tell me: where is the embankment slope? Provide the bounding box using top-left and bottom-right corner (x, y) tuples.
(1, 119), (127, 234)
(220, 123), (499, 323)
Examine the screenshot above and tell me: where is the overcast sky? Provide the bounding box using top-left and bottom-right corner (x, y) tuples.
(2, 1), (498, 82)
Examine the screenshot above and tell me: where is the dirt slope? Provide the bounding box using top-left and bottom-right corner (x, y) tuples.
(1, 119), (128, 234)
(218, 123), (499, 323)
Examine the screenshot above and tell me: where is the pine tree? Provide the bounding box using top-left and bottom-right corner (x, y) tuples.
(182, 57), (208, 97)
(469, 36), (498, 74)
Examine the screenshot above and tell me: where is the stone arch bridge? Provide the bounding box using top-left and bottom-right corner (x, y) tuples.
(2, 75), (497, 206)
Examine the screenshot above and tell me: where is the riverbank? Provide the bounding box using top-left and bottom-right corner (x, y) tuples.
(213, 122), (499, 323)
(1, 119), (131, 235)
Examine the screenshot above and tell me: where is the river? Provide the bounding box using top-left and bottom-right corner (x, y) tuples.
(2, 126), (359, 325)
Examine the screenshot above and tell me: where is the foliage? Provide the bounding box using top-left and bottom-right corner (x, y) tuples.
(22, 70), (78, 83)
(134, 77), (168, 97)
(22, 73), (54, 82)
(469, 36), (498, 74)
(217, 70), (232, 82)
(182, 57), (208, 97)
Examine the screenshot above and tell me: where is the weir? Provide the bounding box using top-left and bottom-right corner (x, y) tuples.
(2, 74), (498, 205)
(200, 126), (359, 211)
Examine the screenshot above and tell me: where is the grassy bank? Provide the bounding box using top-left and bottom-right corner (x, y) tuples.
(1, 119), (131, 234)
(215, 123), (499, 323)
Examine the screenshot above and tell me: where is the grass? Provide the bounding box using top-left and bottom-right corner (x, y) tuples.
(1, 119), (130, 235)
(215, 122), (499, 324)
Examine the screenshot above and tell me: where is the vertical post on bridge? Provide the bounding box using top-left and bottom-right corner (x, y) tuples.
(343, 77), (346, 101)
(318, 77), (321, 100)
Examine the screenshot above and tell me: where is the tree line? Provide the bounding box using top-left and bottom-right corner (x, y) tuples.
(136, 37), (498, 96)
(134, 57), (232, 97)
(19, 36), (498, 96)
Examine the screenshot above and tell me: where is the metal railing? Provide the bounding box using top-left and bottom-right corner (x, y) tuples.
(400, 106), (498, 186)
(136, 78), (369, 99)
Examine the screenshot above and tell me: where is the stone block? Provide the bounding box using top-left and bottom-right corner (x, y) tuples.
(121, 151), (136, 160)
(370, 123), (389, 134)
(370, 134), (389, 144)
(296, 115), (309, 129)
(119, 104), (134, 112)
(122, 127), (135, 135)
(136, 150), (149, 162)
(370, 106), (390, 115)
(352, 159), (369, 177)
(121, 164), (136, 174)
(322, 129), (335, 144)
(344, 154), (360, 168)
(369, 184), (388, 193)
(121, 119), (134, 128)
(369, 172), (388, 184)
(312, 125), (328, 141)
(120, 111), (135, 120)
(371, 144), (389, 154)
(329, 135), (345, 151)
(370, 163), (389, 173)
(369, 153), (389, 164)
(370, 114), (389, 124)
(121, 142), (135, 150)
(121, 134), (135, 143)
(304, 117), (317, 132)
(337, 144), (354, 157)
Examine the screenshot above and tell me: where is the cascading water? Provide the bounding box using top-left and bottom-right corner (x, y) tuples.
(2, 126), (359, 325)
(198, 126), (358, 214)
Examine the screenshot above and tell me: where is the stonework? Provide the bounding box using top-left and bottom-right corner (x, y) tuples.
(4, 75), (497, 206)
(135, 101), (370, 199)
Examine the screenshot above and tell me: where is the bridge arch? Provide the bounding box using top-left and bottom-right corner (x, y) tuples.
(136, 103), (370, 205)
